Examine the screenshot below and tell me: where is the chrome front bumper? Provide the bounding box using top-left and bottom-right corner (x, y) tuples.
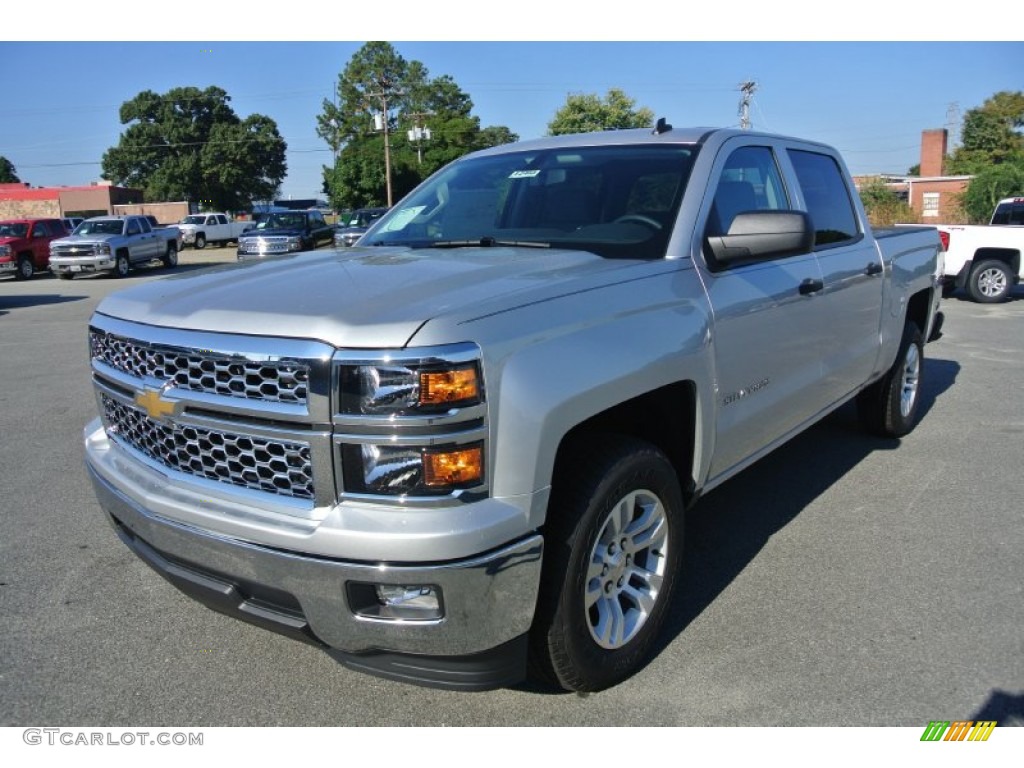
(50, 256), (115, 273)
(86, 432), (543, 661)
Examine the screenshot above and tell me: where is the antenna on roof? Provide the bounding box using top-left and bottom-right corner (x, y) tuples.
(652, 117), (673, 135)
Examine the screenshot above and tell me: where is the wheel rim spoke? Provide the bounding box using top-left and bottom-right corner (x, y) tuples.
(585, 487), (670, 649)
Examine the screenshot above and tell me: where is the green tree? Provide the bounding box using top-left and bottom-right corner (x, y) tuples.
(0, 156), (19, 184)
(101, 86), (286, 212)
(858, 177), (916, 226)
(317, 42), (517, 211)
(947, 91), (1024, 174)
(547, 88), (655, 135)
(958, 161), (1024, 222)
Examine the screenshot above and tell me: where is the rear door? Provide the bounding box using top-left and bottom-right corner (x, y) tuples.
(694, 138), (830, 482)
(782, 147), (886, 403)
(127, 217), (155, 261)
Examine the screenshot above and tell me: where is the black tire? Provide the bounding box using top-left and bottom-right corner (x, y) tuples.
(529, 435), (684, 692)
(114, 252), (131, 278)
(857, 320), (924, 438)
(966, 259), (1013, 303)
(194, 233), (206, 250)
(162, 243), (178, 268)
(15, 255), (34, 280)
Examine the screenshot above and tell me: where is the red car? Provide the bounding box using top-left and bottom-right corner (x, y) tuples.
(0, 218), (68, 280)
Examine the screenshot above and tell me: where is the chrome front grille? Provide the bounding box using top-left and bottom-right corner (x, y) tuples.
(52, 244), (98, 257)
(90, 329), (309, 405)
(239, 236), (290, 254)
(101, 394), (314, 500)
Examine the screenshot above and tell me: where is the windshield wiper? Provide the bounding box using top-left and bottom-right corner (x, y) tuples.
(429, 237), (551, 249)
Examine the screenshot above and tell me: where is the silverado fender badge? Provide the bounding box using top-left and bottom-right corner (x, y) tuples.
(134, 386), (181, 421)
(722, 377), (771, 407)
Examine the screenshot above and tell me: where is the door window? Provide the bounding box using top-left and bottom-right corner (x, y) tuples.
(706, 145), (790, 239)
(788, 150), (860, 247)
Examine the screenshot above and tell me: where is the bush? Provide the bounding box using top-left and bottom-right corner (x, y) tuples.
(858, 177), (916, 227)
(960, 162), (1024, 223)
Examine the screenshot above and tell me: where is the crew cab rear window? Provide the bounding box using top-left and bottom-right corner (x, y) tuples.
(787, 150), (859, 247)
(991, 201), (1024, 225)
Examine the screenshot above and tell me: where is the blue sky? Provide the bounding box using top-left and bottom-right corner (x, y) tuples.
(3, 13), (1021, 202)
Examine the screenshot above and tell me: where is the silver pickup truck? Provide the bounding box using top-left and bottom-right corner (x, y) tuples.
(82, 125), (943, 692)
(50, 215), (179, 279)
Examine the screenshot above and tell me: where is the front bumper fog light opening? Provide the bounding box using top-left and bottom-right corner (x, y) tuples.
(348, 582), (444, 622)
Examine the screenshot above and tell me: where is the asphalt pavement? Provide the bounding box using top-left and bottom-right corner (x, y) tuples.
(0, 250), (1021, 727)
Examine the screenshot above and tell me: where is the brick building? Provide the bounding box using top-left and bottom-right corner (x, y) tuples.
(854, 129), (973, 223)
(0, 181), (143, 221)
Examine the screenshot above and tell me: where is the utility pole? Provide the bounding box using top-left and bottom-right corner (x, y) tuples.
(738, 80), (758, 131)
(406, 111), (433, 165)
(368, 77), (402, 208)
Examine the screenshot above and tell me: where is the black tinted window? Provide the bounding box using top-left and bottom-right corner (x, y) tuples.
(991, 202), (1024, 225)
(788, 150), (859, 247)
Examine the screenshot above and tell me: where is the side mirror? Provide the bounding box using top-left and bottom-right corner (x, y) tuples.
(706, 210), (814, 270)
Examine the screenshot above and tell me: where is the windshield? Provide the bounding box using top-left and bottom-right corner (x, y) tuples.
(256, 213), (306, 230)
(0, 223), (29, 238)
(361, 144), (697, 259)
(76, 220), (125, 236)
(181, 215), (206, 225)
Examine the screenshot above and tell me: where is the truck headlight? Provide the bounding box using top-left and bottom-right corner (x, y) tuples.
(96, 243), (112, 255)
(338, 360), (481, 415)
(335, 360), (479, 415)
(342, 442), (484, 496)
(0, 245), (11, 258)
(287, 236), (302, 251)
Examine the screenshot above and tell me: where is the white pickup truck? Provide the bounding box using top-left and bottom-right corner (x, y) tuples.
(936, 197), (1023, 302)
(177, 213), (251, 249)
(82, 125), (943, 692)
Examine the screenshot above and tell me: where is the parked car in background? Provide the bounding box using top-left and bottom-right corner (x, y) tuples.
(49, 215), (179, 279)
(177, 213), (252, 249)
(934, 196), (1023, 302)
(236, 210), (333, 259)
(334, 207), (389, 247)
(0, 218), (68, 279)
(62, 217), (84, 233)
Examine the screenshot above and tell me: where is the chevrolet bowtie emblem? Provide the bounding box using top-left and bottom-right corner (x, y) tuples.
(134, 388), (180, 420)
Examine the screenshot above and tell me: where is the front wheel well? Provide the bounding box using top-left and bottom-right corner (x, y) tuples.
(551, 382), (697, 507)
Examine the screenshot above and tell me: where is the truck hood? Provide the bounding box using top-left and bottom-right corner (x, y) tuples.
(94, 246), (657, 348)
(0, 236), (26, 247)
(240, 227), (307, 238)
(53, 234), (120, 245)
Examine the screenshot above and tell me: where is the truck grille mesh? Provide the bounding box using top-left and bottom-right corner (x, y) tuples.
(90, 330), (309, 405)
(239, 237), (290, 255)
(101, 394), (314, 500)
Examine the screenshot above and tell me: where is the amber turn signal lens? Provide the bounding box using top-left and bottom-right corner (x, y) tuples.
(423, 445), (483, 488)
(419, 367), (479, 407)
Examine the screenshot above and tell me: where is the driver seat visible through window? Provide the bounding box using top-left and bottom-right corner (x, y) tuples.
(708, 180), (756, 237)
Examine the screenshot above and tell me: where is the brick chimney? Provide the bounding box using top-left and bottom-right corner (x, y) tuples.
(920, 129), (948, 177)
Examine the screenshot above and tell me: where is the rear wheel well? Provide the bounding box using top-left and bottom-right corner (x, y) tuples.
(906, 288), (933, 336)
(971, 248), (1020, 276)
(552, 382), (697, 506)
